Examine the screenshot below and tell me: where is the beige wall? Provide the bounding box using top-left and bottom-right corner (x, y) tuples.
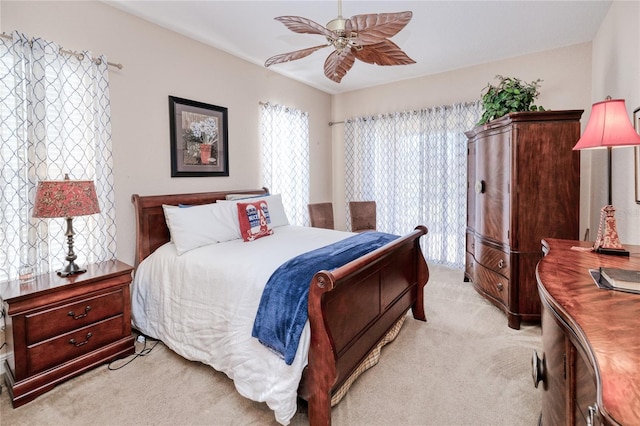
(589, 0), (640, 245)
(1, 1), (333, 265)
(332, 44), (594, 231)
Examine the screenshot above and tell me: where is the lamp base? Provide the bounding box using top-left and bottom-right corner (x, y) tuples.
(57, 216), (87, 277)
(57, 261), (87, 277)
(596, 247), (630, 257)
(593, 205), (629, 257)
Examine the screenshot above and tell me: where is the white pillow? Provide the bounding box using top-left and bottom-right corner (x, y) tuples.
(219, 194), (289, 228)
(161, 204), (178, 241)
(162, 202), (240, 255)
(208, 201), (242, 241)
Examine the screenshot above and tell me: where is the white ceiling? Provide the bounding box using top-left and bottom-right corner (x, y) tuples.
(106, 0), (612, 95)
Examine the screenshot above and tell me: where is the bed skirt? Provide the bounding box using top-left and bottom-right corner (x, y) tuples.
(330, 313), (407, 406)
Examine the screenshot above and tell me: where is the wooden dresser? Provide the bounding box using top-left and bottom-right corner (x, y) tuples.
(464, 110), (583, 329)
(535, 239), (640, 425)
(1, 260), (135, 407)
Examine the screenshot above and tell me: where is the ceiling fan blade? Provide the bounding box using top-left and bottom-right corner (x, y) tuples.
(265, 44), (329, 67)
(324, 50), (355, 83)
(353, 40), (415, 66)
(346, 11), (413, 45)
(274, 16), (335, 38)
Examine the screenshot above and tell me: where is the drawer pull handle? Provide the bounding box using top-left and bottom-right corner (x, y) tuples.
(474, 180), (486, 194)
(497, 259), (505, 269)
(69, 332), (92, 347)
(587, 404), (598, 426)
(68, 306), (91, 320)
(497, 283), (504, 291)
(531, 350), (545, 388)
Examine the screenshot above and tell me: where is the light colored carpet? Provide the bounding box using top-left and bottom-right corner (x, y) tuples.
(0, 264), (541, 425)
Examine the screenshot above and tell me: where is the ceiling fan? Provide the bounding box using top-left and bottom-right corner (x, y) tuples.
(264, 0), (415, 83)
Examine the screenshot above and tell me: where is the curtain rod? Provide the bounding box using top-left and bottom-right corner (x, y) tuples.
(0, 32), (123, 70)
(330, 100), (482, 127)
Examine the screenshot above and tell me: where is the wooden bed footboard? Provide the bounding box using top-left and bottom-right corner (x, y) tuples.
(299, 226), (429, 426)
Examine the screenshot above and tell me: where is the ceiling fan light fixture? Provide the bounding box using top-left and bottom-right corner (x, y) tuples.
(326, 17), (346, 34)
(264, 1), (415, 83)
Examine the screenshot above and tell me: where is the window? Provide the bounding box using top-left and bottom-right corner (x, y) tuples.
(344, 102), (482, 268)
(0, 32), (116, 281)
(259, 103), (310, 226)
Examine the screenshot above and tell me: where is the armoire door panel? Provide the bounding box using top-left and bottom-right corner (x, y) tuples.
(511, 122), (580, 252)
(467, 140), (476, 229)
(475, 129), (510, 245)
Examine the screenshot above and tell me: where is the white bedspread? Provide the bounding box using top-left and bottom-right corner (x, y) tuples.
(131, 225), (354, 425)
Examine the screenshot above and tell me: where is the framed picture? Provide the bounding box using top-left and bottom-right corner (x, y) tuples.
(169, 96), (229, 177)
(634, 106), (640, 204)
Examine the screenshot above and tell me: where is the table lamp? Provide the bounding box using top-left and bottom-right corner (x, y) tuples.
(32, 174), (101, 276)
(573, 98), (640, 256)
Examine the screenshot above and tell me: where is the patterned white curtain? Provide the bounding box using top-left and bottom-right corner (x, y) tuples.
(0, 31), (117, 281)
(345, 101), (482, 268)
(260, 103), (310, 226)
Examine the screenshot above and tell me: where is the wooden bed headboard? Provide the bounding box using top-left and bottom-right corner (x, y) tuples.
(131, 187), (268, 268)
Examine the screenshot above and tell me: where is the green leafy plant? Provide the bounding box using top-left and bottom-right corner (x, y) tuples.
(477, 75), (545, 125)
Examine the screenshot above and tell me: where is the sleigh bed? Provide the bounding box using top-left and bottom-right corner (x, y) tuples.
(130, 188), (429, 425)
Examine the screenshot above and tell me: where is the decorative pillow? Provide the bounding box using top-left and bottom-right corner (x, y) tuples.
(237, 200), (274, 242)
(220, 194), (289, 228)
(162, 202), (241, 255)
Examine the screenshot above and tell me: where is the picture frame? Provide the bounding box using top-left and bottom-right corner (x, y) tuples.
(169, 96), (229, 177)
(635, 106), (640, 204)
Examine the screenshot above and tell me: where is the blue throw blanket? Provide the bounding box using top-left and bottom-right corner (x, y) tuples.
(252, 231), (399, 365)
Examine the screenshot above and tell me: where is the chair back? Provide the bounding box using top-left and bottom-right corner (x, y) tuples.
(308, 202), (334, 229)
(349, 201), (376, 232)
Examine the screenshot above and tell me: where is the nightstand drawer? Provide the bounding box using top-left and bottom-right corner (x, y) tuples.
(25, 288), (125, 344)
(26, 315), (127, 375)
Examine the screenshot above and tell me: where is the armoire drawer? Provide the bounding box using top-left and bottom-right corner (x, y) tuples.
(465, 251), (475, 279)
(466, 231), (475, 254)
(474, 240), (510, 279)
(473, 262), (509, 306)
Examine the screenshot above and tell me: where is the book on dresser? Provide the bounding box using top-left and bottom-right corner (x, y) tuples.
(599, 267), (640, 293)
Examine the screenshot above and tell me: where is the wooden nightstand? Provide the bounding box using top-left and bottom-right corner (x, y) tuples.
(0, 260), (135, 407)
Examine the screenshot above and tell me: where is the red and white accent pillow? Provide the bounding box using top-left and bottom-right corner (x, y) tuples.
(237, 200), (274, 242)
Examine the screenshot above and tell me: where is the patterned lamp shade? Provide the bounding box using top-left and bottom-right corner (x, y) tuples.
(32, 175), (101, 276)
(33, 178), (100, 218)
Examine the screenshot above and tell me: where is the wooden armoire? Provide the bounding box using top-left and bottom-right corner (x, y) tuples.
(464, 110), (583, 329)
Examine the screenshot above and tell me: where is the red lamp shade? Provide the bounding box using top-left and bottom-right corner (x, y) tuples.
(33, 179), (100, 218)
(573, 98), (640, 150)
